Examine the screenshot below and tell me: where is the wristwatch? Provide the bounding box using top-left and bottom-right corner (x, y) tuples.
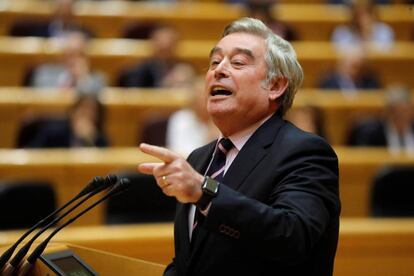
(196, 176), (219, 210)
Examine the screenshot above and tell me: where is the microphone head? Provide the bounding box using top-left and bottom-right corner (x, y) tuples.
(92, 174), (118, 194)
(104, 174), (119, 188)
(109, 178), (130, 196)
(78, 176), (105, 197)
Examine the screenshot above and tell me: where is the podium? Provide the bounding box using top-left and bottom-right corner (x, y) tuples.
(2, 243), (165, 276)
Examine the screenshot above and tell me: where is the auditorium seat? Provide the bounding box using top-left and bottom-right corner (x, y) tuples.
(139, 116), (169, 147)
(0, 180), (56, 230)
(105, 171), (176, 224)
(16, 116), (65, 148)
(370, 166), (414, 217)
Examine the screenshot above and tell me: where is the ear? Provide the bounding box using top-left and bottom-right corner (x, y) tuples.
(268, 77), (288, 101)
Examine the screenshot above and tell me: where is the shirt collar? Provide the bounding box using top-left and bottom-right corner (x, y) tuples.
(221, 113), (274, 151)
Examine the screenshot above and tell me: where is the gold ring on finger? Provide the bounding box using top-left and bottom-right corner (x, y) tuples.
(162, 175), (168, 187)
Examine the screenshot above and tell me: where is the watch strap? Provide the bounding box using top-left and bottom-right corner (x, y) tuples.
(196, 176), (219, 210)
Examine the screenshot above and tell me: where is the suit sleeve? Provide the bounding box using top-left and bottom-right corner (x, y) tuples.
(163, 260), (177, 276)
(202, 136), (340, 263)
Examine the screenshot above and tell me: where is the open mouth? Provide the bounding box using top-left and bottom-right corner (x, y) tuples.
(210, 87), (232, 96)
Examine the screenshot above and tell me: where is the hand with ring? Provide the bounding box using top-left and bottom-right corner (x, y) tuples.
(138, 143), (204, 204)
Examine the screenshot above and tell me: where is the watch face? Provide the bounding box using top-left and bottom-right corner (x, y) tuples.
(204, 177), (219, 195)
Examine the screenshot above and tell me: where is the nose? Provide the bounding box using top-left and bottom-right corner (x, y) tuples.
(214, 59), (230, 79)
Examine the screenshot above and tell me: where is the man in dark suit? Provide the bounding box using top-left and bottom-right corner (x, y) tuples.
(318, 46), (381, 92)
(118, 25), (182, 88)
(138, 17), (340, 276)
(348, 85), (414, 154)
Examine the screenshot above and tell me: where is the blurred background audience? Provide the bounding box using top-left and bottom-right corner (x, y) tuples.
(328, 0), (391, 4)
(18, 93), (109, 148)
(347, 84), (414, 154)
(118, 25), (184, 88)
(9, 0), (92, 39)
(331, 0), (395, 51)
(318, 46), (381, 93)
(165, 77), (219, 157)
(139, 73), (219, 157)
(28, 30), (106, 93)
(246, 0), (298, 41)
(286, 105), (326, 139)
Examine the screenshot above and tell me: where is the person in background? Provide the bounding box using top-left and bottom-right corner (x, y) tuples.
(161, 63), (196, 89)
(331, 0), (394, 51)
(138, 17), (340, 276)
(286, 105), (326, 139)
(118, 25), (184, 88)
(318, 46), (381, 94)
(166, 77), (219, 157)
(348, 85), (414, 154)
(246, 0), (298, 41)
(23, 93), (109, 148)
(29, 31), (105, 93)
(139, 66), (218, 157)
(10, 0), (92, 38)
(48, 0), (88, 38)
(328, 0), (390, 4)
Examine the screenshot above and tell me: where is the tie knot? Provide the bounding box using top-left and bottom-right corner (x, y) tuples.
(218, 138), (233, 154)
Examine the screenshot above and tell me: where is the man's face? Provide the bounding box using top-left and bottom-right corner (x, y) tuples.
(205, 32), (279, 135)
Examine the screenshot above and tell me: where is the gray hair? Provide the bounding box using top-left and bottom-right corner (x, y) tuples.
(222, 17), (303, 115)
(385, 84), (412, 107)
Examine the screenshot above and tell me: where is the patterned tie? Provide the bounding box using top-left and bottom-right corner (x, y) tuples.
(205, 138), (234, 182)
(192, 138), (234, 243)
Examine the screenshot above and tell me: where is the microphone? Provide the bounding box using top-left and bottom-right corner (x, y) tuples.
(0, 175), (107, 270)
(18, 178), (130, 276)
(1, 174), (118, 275)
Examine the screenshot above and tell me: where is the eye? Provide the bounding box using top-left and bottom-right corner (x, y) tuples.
(231, 60), (245, 68)
(209, 59), (221, 69)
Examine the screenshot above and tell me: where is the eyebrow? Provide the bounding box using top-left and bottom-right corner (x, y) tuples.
(209, 47), (255, 60)
(209, 46), (222, 58)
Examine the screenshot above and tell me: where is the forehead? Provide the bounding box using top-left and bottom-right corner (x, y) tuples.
(212, 32), (266, 56)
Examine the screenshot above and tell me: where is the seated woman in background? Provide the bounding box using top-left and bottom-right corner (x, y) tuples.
(331, 0), (394, 52)
(20, 94), (109, 148)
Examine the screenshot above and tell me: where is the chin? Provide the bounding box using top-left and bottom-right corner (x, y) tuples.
(207, 102), (235, 116)
(208, 107), (232, 119)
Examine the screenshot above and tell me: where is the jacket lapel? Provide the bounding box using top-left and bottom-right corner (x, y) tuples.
(223, 113), (284, 190)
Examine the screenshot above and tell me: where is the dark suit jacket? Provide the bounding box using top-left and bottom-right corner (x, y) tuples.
(347, 119), (388, 146)
(23, 118), (109, 148)
(9, 20), (93, 38)
(347, 119), (414, 147)
(165, 113), (340, 276)
(118, 60), (173, 88)
(318, 72), (380, 90)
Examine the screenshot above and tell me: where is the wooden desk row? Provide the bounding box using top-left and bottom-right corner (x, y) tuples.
(0, 37), (413, 88)
(0, 88), (412, 148)
(0, 147), (413, 225)
(1, 219), (414, 276)
(0, 1), (412, 40)
(0, 87), (189, 148)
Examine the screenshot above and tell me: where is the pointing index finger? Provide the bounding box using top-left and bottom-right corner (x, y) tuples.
(139, 143), (179, 163)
